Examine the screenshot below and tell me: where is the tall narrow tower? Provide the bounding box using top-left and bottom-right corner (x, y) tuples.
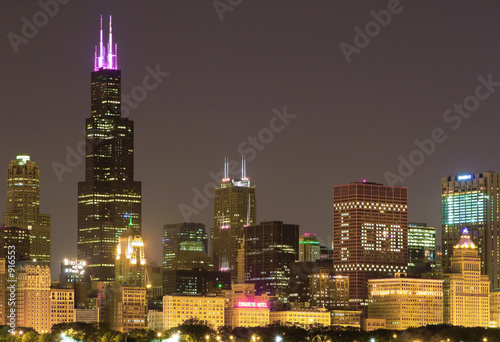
(211, 157), (256, 281)
(3, 155), (51, 263)
(78, 16), (142, 282)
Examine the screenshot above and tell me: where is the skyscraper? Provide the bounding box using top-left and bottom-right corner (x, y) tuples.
(298, 233), (321, 262)
(442, 173), (500, 289)
(408, 222), (436, 275)
(443, 228), (490, 327)
(333, 181), (408, 309)
(162, 222), (209, 270)
(212, 157), (256, 281)
(78, 16), (142, 281)
(244, 221), (299, 296)
(115, 227), (147, 287)
(3, 155), (51, 263)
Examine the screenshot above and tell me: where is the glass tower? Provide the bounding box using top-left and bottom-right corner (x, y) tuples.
(78, 16), (141, 281)
(211, 157), (256, 281)
(441, 172), (500, 289)
(3, 155), (51, 263)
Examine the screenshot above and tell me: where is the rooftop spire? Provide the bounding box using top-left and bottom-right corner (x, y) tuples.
(241, 155), (247, 180)
(94, 15), (118, 72)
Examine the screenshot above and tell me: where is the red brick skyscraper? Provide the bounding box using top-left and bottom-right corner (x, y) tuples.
(333, 181), (408, 310)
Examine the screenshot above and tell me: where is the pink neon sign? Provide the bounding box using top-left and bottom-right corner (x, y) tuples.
(237, 301), (268, 308)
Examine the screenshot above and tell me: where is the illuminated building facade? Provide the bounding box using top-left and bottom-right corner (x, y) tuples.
(3, 155), (51, 263)
(408, 222), (436, 275)
(59, 259), (87, 283)
(78, 16), (142, 282)
(333, 181), (408, 309)
(442, 173), (500, 289)
(299, 233), (321, 262)
(212, 158), (256, 281)
(270, 308), (330, 326)
(244, 221), (299, 296)
(50, 288), (75, 326)
(115, 227), (146, 287)
(443, 228), (490, 327)
(309, 268), (349, 309)
(330, 310), (362, 328)
(491, 289), (500, 328)
(147, 310), (164, 331)
(163, 222), (208, 269)
(16, 261), (51, 333)
(75, 309), (99, 323)
(163, 295), (225, 329)
(0, 226), (30, 261)
(368, 277), (443, 330)
(224, 283), (270, 328)
(0, 260), (5, 325)
(106, 285), (147, 332)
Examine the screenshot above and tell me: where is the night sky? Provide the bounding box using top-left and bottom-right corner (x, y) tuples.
(2, 1), (500, 278)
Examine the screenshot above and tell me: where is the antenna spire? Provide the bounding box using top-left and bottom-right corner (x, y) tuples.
(241, 155), (247, 179)
(94, 15), (118, 72)
(223, 158), (228, 180)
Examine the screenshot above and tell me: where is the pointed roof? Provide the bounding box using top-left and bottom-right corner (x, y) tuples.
(454, 228), (476, 249)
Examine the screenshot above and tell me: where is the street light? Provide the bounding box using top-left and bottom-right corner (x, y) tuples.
(216, 336), (221, 341)
(275, 336), (283, 342)
(205, 335), (210, 341)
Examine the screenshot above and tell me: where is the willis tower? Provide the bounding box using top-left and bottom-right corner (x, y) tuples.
(78, 16), (141, 282)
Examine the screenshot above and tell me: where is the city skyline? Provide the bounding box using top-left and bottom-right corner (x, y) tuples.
(3, 1), (500, 275)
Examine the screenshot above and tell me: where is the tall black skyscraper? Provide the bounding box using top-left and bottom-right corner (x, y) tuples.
(78, 16), (141, 282)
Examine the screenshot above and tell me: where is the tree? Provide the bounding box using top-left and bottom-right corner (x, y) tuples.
(165, 319), (216, 342)
(21, 332), (38, 342)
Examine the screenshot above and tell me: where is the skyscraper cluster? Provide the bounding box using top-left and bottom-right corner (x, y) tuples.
(2, 15), (500, 335)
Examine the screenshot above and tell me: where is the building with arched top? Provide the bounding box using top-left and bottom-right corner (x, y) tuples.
(443, 228), (490, 327)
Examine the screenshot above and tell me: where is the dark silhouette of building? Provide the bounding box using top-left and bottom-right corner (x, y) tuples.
(244, 221), (299, 296)
(163, 222), (209, 270)
(77, 16), (141, 281)
(163, 268), (230, 295)
(0, 226), (30, 261)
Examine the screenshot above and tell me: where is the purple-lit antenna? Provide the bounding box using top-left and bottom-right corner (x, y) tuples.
(94, 15), (118, 71)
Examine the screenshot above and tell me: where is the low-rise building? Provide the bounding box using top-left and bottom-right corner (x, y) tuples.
(106, 285), (147, 332)
(368, 276), (443, 330)
(148, 310), (164, 331)
(224, 283), (270, 328)
(490, 288), (500, 328)
(270, 308), (330, 326)
(50, 288), (75, 326)
(361, 317), (386, 332)
(163, 295), (224, 330)
(75, 309), (99, 323)
(330, 310), (361, 329)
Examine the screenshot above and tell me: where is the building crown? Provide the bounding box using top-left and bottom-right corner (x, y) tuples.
(454, 228), (476, 249)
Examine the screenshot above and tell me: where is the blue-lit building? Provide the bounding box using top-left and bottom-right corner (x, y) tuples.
(441, 173), (500, 289)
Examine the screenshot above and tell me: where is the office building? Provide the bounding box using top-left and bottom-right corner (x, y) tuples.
(50, 288), (75, 326)
(224, 283), (270, 328)
(15, 261), (51, 333)
(491, 289), (500, 328)
(147, 310), (164, 331)
(0, 226), (30, 261)
(59, 259), (87, 283)
(299, 233), (321, 262)
(333, 181), (408, 309)
(78, 16), (142, 282)
(106, 285), (147, 332)
(75, 309), (99, 323)
(442, 173), (500, 289)
(0, 260), (5, 325)
(163, 295), (225, 330)
(212, 157), (256, 281)
(244, 221), (299, 296)
(3, 155), (51, 263)
(163, 268), (230, 295)
(310, 268), (349, 309)
(408, 222), (437, 275)
(443, 228), (490, 327)
(163, 222), (209, 269)
(115, 227), (147, 287)
(368, 276), (443, 330)
(330, 310), (362, 329)
(270, 308), (330, 326)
